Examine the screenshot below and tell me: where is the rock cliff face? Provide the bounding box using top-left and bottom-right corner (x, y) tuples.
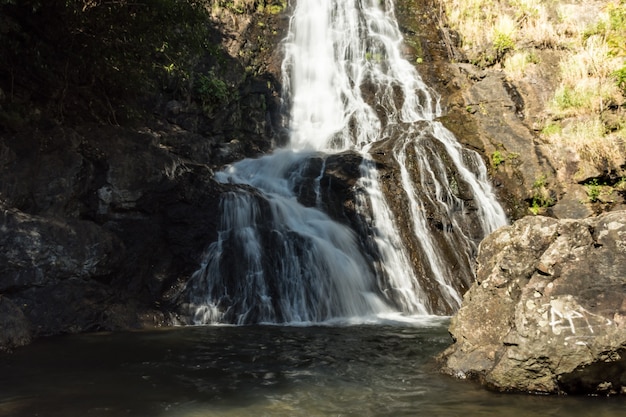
(0, 126), (231, 350)
(430, 0), (626, 219)
(439, 211), (626, 395)
(0, 2), (290, 351)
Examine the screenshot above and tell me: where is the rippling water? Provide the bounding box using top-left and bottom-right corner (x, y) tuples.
(0, 319), (623, 416)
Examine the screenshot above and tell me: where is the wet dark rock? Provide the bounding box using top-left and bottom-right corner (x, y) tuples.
(319, 151), (364, 223)
(0, 3), (289, 350)
(394, 1), (555, 220)
(0, 297), (32, 352)
(0, 124), (246, 348)
(439, 211), (626, 395)
(369, 122), (492, 314)
(443, 65), (557, 219)
(0, 203), (124, 293)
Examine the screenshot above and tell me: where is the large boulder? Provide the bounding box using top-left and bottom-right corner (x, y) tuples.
(439, 211), (626, 395)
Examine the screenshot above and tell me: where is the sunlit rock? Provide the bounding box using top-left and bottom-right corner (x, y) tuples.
(439, 211), (626, 395)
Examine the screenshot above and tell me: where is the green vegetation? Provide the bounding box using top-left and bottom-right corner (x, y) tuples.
(615, 177), (626, 197)
(584, 179), (602, 202)
(582, 176), (626, 204)
(442, 0), (533, 67)
(0, 0), (233, 127)
(553, 85), (588, 112)
(529, 174), (554, 215)
(493, 16), (517, 61)
(490, 149), (520, 170)
(217, 1), (246, 14)
(614, 65), (626, 95)
(264, 1), (286, 15)
(196, 70), (233, 114)
(541, 122), (562, 136)
(584, 0), (626, 55)
(214, 0), (284, 15)
(441, 0), (626, 173)
(493, 32), (515, 60)
(545, 1), (625, 170)
(491, 150), (504, 169)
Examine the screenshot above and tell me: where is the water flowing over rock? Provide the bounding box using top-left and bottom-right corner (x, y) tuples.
(439, 211), (626, 395)
(0, 126), (255, 342)
(180, 0), (506, 323)
(0, 0), (513, 349)
(0, 0), (289, 347)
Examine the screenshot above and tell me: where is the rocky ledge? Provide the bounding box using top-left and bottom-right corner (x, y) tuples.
(439, 211), (626, 395)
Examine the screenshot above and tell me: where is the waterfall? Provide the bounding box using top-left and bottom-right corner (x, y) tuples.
(182, 0), (507, 324)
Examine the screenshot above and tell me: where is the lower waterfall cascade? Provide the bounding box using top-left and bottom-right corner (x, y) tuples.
(182, 0), (507, 324)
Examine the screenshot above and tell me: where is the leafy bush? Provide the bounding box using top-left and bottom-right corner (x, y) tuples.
(0, 0), (218, 125)
(196, 70), (232, 113)
(607, 0), (626, 55)
(493, 32), (515, 59)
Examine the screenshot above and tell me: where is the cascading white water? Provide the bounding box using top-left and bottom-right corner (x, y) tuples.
(186, 151), (392, 324)
(183, 0), (507, 323)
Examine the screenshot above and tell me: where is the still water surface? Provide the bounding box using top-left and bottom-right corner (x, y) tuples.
(0, 318), (623, 417)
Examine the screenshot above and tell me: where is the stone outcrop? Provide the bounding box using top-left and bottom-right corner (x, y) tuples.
(0, 126), (232, 341)
(394, 1), (561, 220)
(439, 211), (626, 395)
(0, 3), (288, 350)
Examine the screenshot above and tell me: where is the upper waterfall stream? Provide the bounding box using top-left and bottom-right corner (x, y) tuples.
(182, 0), (507, 324)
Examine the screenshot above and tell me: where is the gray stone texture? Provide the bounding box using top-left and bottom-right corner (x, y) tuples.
(440, 212), (626, 395)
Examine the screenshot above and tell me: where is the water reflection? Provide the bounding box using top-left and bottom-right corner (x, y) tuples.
(0, 321), (624, 416)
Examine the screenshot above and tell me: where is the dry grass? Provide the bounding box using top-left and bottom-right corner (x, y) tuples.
(504, 51), (537, 79)
(443, 0), (567, 62)
(441, 0), (626, 169)
(444, 0), (500, 56)
(544, 116), (624, 167)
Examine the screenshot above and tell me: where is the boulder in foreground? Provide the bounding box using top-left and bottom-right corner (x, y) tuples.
(439, 211), (626, 395)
